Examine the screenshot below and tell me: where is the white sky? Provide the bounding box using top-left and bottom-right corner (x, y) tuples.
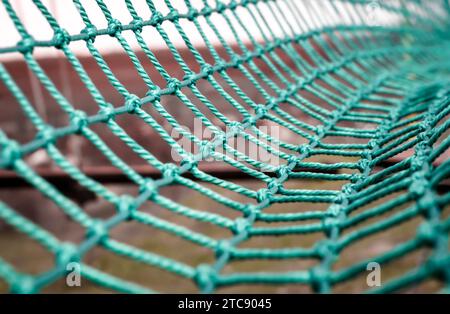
(0, 0), (408, 61)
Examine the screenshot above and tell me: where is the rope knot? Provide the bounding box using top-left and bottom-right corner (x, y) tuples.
(297, 144), (311, 157)
(287, 83), (297, 95)
(139, 179), (157, 200)
(323, 63), (334, 73)
(417, 190), (436, 217)
(316, 125), (325, 137)
(212, 130), (226, 146)
(355, 89), (367, 100)
(409, 171), (428, 197)
(232, 217), (251, 236)
(17, 36), (35, 54)
(200, 6), (213, 17)
(310, 29), (321, 37)
(117, 195), (137, 219)
(309, 265), (330, 291)
(36, 125), (56, 146)
(411, 156), (427, 172)
(345, 99), (355, 107)
(150, 11), (164, 26)
(420, 115), (434, 131)
(425, 252), (449, 274)
(201, 63), (214, 77)
(0, 139), (20, 169)
(107, 19), (122, 37)
(333, 193), (345, 205)
(10, 275), (36, 294)
(412, 154), (430, 173)
(98, 103), (115, 121)
(322, 217), (340, 237)
(182, 71), (196, 85)
(256, 188), (270, 203)
(241, 0), (250, 7)
(417, 129), (431, 142)
(229, 0), (238, 10)
(267, 99), (277, 110)
(215, 59), (227, 72)
(357, 158), (371, 173)
(216, 2), (227, 13)
(167, 8), (180, 21)
(242, 115), (256, 126)
(287, 155), (298, 166)
(70, 110), (88, 133)
(350, 173), (362, 184)
(314, 240), (337, 259)
(162, 163), (180, 181)
(310, 69), (320, 79)
(243, 50), (253, 61)
(254, 44), (265, 57)
(273, 38), (283, 49)
(361, 150), (373, 161)
(125, 94), (141, 113)
(86, 219), (108, 243)
(279, 90), (289, 103)
(342, 183), (355, 196)
(330, 110), (341, 121)
(276, 165), (291, 179)
(417, 222), (440, 245)
(242, 204), (258, 219)
(375, 126), (387, 139)
(267, 179), (282, 193)
(266, 42), (277, 52)
(187, 8), (199, 21)
(180, 156), (198, 171)
(231, 54), (241, 68)
(297, 77), (306, 88)
(200, 140), (213, 159)
(145, 86), (161, 102)
(368, 139), (379, 150)
(53, 28), (71, 49)
(255, 104), (268, 118)
(56, 242), (80, 267)
(131, 17), (144, 33)
(194, 264), (216, 292)
(228, 121), (243, 135)
(215, 240), (232, 258)
(416, 141), (431, 156)
(167, 77), (181, 92)
(327, 203), (341, 217)
(81, 25), (97, 43)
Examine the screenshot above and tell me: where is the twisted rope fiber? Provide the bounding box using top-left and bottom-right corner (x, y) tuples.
(0, 0), (449, 293)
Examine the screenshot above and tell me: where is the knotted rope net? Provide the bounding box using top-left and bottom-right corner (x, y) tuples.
(0, 0), (450, 293)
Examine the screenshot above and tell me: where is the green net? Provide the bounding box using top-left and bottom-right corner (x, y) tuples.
(0, 0), (450, 294)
